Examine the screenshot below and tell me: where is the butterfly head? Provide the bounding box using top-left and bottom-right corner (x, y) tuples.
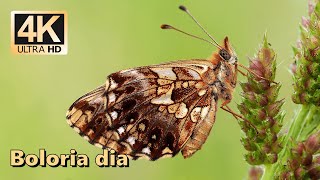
(218, 37), (237, 65)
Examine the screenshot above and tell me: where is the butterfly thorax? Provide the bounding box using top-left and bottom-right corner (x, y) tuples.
(206, 57), (237, 106)
(206, 37), (238, 105)
(216, 61), (237, 101)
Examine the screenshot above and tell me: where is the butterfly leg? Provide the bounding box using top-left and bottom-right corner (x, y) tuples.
(236, 68), (247, 76)
(220, 100), (243, 121)
(220, 103), (258, 134)
(237, 63), (278, 84)
(220, 104), (243, 121)
(222, 105), (240, 121)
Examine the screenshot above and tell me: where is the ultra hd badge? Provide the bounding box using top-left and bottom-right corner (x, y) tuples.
(11, 11), (68, 55)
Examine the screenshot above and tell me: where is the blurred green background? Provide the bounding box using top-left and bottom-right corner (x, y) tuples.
(0, 0), (307, 179)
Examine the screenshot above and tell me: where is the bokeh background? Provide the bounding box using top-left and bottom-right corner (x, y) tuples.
(0, 0), (308, 179)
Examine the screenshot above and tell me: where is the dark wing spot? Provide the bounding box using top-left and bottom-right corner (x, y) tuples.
(110, 73), (127, 86)
(125, 112), (139, 123)
(96, 118), (102, 124)
(149, 128), (162, 144)
(122, 99), (137, 111)
(125, 86), (135, 94)
(171, 87), (193, 102)
(165, 132), (175, 150)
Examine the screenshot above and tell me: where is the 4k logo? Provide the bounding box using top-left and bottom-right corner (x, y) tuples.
(11, 11), (68, 55)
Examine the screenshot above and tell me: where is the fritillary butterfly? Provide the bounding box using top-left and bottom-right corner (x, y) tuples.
(66, 5), (239, 160)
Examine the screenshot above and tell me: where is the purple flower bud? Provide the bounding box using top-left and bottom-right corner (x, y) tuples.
(305, 133), (320, 154)
(308, 165), (320, 179)
(240, 82), (252, 92)
(249, 60), (265, 77)
(263, 144), (271, 153)
(314, 156), (320, 164)
(308, 0), (316, 15)
(266, 117), (275, 127)
(241, 138), (257, 151)
(279, 171), (292, 179)
(294, 167), (305, 179)
(302, 154), (313, 166)
(258, 109), (267, 120)
(294, 142), (305, 156)
(266, 153), (278, 163)
(297, 40), (302, 48)
(259, 95), (269, 106)
(290, 62), (297, 75)
(267, 100), (284, 117)
(288, 159), (300, 170)
(301, 16), (310, 28)
(248, 166), (263, 180)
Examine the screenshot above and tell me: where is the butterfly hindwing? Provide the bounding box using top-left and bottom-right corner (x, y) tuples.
(66, 60), (218, 160)
(66, 85), (107, 134)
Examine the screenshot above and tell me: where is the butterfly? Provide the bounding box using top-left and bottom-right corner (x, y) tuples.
(66, 5), (243, 160)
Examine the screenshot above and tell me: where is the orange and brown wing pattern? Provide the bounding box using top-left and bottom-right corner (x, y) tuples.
(66, 60), (219, 160)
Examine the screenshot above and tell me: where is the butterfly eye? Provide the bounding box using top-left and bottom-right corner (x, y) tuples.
(219, 49), (231, 61)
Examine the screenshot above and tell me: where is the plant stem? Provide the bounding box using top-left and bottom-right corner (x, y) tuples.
(262, 164), (272, 180)
(286, 105), (311, 143)
(262, 105), (311, 180)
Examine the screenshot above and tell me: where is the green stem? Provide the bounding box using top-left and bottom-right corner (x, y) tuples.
(286, 105), (311, 143)
(262, 164), (272, 180)
(262, 105), (311, 180)
(299, 105), (319, 140)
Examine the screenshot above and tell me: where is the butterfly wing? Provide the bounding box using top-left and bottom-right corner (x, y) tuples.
(66, 60), (218, 160)
(181, 93), (218, 158)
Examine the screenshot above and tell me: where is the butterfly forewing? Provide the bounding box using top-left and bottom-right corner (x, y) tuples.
(66, 60), (219, 160)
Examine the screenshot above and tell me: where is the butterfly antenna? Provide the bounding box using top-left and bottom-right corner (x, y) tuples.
(161, 24), (220, 48)
(179, 5), (222, 49)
